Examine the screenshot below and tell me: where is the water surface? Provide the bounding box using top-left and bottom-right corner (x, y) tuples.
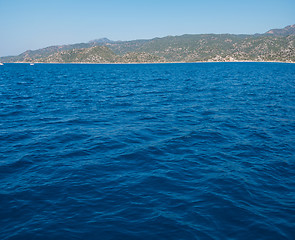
(1, 63), (295, 239)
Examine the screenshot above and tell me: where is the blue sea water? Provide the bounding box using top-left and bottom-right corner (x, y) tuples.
(0, 62), (295, 240)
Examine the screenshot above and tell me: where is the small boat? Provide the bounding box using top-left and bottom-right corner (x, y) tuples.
(30, 63), (34, 66)
(0, 63), (3, 65)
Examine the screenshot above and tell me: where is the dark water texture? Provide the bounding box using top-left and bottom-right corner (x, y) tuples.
(1, 63), (295, 239)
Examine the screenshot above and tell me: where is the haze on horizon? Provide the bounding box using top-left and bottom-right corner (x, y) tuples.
(1, 0), (295, 57)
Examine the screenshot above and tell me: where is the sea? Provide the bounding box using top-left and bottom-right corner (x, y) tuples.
(0, 62), (295, 240)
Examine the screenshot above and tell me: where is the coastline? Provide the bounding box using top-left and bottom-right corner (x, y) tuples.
(2, 60), (295, 64)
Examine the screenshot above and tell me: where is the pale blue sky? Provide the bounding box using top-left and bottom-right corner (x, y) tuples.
(0, 0), (294, 56)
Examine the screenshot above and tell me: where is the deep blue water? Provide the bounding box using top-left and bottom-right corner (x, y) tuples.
(0, 62), (295, 240)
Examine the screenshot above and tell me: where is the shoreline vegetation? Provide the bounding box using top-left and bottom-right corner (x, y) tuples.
(3, 61), (295, 64)
(1, 25), (294, 64)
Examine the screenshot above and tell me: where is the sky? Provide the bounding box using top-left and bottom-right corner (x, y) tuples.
(0, 0), (295, 57)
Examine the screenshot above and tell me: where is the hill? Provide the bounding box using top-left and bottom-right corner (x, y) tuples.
(1, 25), (295, 63)
(265, 24), (295, 36)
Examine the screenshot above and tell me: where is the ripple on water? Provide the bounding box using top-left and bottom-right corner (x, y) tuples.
(0, 63), (295, 240)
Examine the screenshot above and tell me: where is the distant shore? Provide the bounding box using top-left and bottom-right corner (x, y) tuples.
(2, 61), (295, 64)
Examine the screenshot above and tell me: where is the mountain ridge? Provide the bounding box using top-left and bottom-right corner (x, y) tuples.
(265, 24), (295, 36)
(1, 25), (294, 63)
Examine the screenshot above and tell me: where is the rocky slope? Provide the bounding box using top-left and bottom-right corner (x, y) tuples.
(1, 25), (295, 63)
(265, 24), (295, 36)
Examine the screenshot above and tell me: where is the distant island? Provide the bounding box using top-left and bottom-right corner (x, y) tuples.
(1, 24), (294, 64)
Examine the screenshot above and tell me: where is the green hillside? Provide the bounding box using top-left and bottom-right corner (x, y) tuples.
(38, 46), (118, 63)
(1, 25), (294, 63)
